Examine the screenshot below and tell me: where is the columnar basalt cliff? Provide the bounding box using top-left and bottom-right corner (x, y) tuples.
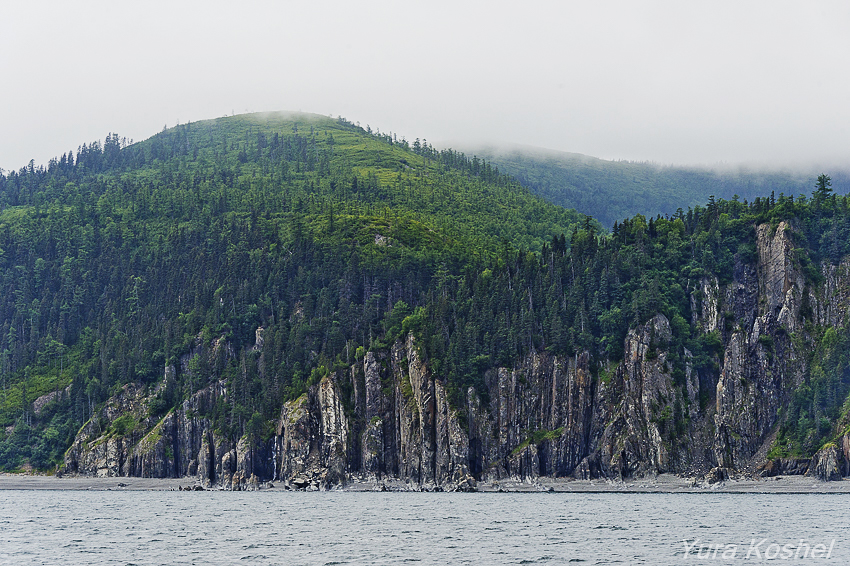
(62, 222), (850, 487)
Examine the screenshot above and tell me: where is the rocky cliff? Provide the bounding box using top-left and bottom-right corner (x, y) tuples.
(63, 222), (850, 487)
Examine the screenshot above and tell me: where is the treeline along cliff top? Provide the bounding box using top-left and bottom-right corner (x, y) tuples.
(1, 113), (849, 488)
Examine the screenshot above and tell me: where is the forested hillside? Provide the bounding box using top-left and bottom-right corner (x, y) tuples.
(0, 113), (586, 469)
(1, 114), (849, 487)
(470, 145), (850, 228)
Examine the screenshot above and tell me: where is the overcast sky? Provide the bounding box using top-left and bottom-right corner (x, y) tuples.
(2, 0), (849, 172)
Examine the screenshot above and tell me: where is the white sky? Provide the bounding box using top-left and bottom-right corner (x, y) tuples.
(2, 0), (849, 172)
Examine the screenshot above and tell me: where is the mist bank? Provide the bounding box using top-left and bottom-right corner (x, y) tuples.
(460, 142), (850, 227)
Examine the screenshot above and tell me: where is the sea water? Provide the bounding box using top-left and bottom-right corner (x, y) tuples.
(1, 491), (847, 565)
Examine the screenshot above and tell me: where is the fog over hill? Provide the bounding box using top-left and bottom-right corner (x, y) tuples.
(461, 143), (850, 227)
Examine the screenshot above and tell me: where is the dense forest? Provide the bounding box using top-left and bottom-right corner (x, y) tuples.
(0, 113), (585, 469)
(471, 145), (850, 228)
(1, 113), (849, 474)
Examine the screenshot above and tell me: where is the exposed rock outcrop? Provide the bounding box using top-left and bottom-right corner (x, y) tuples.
(275, 374), (349, 490)
(808, 443), (843, 481)
(758, 458), (810, 477)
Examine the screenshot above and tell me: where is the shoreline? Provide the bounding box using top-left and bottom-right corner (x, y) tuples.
(3, 473), (850, 493)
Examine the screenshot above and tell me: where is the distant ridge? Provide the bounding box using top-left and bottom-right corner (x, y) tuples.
(462, 143), (850, 227)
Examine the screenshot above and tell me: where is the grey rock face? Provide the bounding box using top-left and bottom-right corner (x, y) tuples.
(274, 375), (350, 490)
(808, 443), (843, 481)
(63, 379), (255, 487)
(63, 383), (149, 477)
(758, 458), (810, 477)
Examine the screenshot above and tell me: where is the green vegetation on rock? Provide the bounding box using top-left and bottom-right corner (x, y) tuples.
(1, 113), (849, 472)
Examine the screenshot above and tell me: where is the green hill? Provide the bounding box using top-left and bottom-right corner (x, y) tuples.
(1, 113), (849, 477)
(0, 112), (587, 468)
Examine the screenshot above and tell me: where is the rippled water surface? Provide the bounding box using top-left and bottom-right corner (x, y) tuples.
(1, 491), (847, 565)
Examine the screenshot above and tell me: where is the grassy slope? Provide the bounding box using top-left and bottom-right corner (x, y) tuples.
(128, 113), (588, 253)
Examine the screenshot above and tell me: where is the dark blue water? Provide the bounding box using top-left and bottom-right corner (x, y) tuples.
(1, 491), (846, 565)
